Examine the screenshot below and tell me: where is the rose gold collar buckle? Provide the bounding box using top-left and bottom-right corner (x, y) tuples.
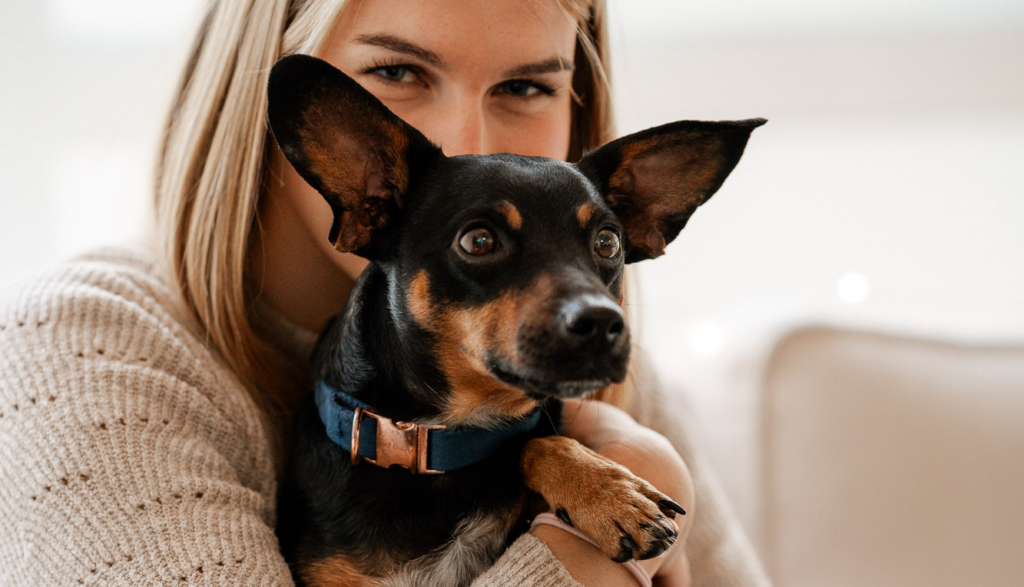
(351, 407), (445, 474)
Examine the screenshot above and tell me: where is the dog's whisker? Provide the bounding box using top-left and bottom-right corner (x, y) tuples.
(540, 402), (559, 434)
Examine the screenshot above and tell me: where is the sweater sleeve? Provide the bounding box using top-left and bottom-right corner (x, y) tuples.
(0, 250), (294, 586)
(472, 533), (584, 587)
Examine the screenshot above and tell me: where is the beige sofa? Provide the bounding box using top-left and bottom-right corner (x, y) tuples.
(681, 324), (1024, 587)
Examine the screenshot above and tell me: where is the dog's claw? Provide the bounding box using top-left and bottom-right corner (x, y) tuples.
(659, 498), (687, 517)
(555, 508), (574, 527)
(643, 522), (668, 540)
(654, 514), (678, 538)
(639, 539), (669, 560)
(614, 534), (638, 563)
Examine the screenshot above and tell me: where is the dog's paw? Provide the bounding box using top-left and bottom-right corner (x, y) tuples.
(522, 436), (684, 561)
(553, 467), (682, 561)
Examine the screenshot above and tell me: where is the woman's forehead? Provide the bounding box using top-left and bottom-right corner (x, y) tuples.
(326, 0), (578, 72)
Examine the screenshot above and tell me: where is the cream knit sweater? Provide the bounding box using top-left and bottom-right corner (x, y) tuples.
(0, 246), (585, 586)
(0, 245), (770, 586)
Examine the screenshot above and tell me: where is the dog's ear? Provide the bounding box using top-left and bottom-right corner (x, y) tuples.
(577, 119), (765, 263)
(267, 54), (442, 257)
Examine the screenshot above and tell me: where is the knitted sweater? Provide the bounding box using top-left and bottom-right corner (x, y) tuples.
(0, 246), (582, 586)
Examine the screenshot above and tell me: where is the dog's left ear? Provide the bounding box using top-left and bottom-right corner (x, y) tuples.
(578, 119), (766, 263)
(267, 54), (442, 257)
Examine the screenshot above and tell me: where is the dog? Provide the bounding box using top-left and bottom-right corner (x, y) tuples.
(267, 54), (763, 587)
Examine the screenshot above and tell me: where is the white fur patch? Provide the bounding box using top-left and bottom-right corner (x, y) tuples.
(380, 511), (517, 587)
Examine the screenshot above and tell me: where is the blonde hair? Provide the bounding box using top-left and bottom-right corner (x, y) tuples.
(154, 0), (621, 449)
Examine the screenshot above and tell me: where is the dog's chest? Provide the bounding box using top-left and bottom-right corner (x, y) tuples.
(379, 510), (519, 587)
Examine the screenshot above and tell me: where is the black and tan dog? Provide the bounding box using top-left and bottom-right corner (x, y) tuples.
(268, 54), (763, 587)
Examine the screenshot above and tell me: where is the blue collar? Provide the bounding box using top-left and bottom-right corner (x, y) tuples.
(314, 380), (543, 474)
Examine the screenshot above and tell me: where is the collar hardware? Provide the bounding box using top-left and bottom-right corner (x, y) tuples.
(351, 407), (445, 474)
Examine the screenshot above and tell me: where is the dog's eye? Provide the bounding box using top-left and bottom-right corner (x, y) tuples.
(594, 229), (621, 259)
(459, 228), (496, 255)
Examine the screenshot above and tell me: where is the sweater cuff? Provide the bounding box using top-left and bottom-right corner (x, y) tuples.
(472, 532), (584, 587)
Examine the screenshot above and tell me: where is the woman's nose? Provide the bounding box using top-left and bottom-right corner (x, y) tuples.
(427, 95), (491, 157)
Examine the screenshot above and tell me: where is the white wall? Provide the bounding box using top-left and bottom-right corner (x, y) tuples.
(0, 0), (197, 284)
(602, 2), (1024, 381)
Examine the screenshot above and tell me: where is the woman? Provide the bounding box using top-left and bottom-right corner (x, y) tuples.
(0, 0), (769, 585)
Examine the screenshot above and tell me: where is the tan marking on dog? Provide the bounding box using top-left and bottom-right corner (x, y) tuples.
(521, 436), (680, 561)
(494, 200), (523, 231)
(407, 270), (434, 327)
(440, 364), (538, 426)
(434, 295), (537, 425)
(299, 555), (374, 587)
(425, 274), (561, 426)
(576, 202), (597, 227)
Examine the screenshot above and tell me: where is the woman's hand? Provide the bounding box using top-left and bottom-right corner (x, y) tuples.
(530, 399), (695, 587)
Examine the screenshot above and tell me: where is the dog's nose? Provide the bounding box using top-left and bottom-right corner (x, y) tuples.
(560, 296), (626, 351)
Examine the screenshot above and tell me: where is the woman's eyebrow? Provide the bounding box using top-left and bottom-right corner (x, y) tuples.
(355, 34), (447, 70)
(503, 58), (575, 79)
(354, 33), (573, 80)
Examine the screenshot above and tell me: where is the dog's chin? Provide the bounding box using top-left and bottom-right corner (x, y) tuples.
(486, 359), (616, 400)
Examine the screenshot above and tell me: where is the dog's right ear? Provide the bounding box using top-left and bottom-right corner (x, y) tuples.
(267, 54), (442, 257)
(577, 118), (765, 263)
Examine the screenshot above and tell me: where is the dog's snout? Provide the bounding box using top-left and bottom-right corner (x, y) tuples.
(506, 280), (630, 396)
(560, 296), (626, 351)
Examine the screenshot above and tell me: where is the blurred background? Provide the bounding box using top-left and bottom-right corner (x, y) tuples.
(610, 0), (1024, 366)
(1, 1), (1022, 585)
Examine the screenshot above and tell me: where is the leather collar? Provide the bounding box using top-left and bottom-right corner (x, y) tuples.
(314, 380), (543, 474)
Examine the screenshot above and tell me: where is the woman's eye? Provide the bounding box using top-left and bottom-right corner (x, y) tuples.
(594, 229), (621, 259)
(498, 79), (554, 98)
(374, 65), (414, 83)
(459, 228), (497, 255)
(501, 80), (536, 97)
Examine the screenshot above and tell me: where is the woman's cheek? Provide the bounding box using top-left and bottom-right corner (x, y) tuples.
(480, 94), (569, 159)
(503, 111), (573, 159)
